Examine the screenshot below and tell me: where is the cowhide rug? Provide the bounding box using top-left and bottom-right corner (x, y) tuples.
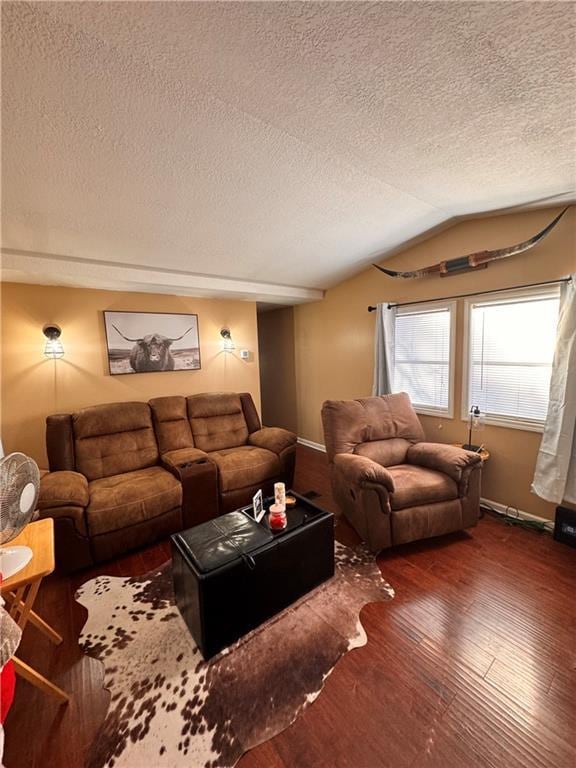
(76, 542), (394, 768)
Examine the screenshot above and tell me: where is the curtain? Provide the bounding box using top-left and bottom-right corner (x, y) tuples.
(372, 303), (396, 396)
(532, 275), (576, 504)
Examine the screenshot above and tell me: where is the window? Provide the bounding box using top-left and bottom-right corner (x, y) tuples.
(393, 302), (456, 417)
(463, 288), (560, 431)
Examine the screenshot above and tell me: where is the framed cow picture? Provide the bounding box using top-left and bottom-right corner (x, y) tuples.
(103, 311), (201, 375)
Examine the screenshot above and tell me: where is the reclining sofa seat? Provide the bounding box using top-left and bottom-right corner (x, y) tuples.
(321, 392), (482, 553)
(38, 392), (296, 571)
(150, 392), (296, 514)
(40, 401), (182, 569)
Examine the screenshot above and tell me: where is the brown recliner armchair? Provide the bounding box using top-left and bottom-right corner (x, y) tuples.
(321, 393), (482, 553)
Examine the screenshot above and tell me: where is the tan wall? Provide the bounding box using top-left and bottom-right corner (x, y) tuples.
(257, 307), (298, 433)
(1, 283), (261, 466)
(294, 206), (576, 521)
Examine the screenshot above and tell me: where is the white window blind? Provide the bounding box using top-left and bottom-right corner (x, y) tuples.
(466, 291), (560, 426)
(393, 304), (454, 414)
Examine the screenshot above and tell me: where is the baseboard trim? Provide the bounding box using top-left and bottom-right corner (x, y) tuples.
(480, 496), (554, 529)
(297, 437), (327, 453)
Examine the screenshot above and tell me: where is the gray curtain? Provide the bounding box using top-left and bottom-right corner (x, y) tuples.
(372, 302), (397, 396)
(532, 275), (576, 504)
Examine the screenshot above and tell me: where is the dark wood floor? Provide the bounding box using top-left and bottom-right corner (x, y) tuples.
(5, 445), (575, 768)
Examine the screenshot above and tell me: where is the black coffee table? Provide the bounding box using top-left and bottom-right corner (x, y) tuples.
(171, 491), (334, 659)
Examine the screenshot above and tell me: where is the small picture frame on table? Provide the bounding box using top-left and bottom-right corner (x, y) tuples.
(252, 490), (264, 523)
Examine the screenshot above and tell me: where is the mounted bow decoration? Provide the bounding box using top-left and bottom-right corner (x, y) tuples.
(373, 207), (569, 279)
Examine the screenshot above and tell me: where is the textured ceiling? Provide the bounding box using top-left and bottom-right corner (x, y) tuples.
(2, 1), (575, 302)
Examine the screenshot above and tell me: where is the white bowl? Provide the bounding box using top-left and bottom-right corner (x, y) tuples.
(0, 545), (33, 579)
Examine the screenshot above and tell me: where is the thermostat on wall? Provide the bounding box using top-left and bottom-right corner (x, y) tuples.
(239, 349), (250, 360)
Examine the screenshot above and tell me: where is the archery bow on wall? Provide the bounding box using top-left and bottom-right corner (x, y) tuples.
(373, 207), (569, 279)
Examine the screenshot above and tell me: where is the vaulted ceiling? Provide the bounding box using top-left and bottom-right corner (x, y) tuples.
(2, 2), (575, 303)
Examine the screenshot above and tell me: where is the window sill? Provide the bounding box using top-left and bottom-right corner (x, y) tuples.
(460, 414), (545, 433)
(414, 406), (453, 419)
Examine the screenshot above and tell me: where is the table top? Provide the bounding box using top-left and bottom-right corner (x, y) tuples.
(252, 491), (333, 537)
(452, 443), (490, 462)
(1, 518), (55, 592)
(173, 491), (334, 575)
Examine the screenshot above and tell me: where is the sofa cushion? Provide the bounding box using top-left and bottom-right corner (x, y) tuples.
(86, 466), (182, 536)
(354, 438), (411, 468)
(150, 396), (194, 454)
(74, 402), (159, 481)
(386, 464), (458, 511)
(187, 393), (249, 452)
(208, 446), (282, 493)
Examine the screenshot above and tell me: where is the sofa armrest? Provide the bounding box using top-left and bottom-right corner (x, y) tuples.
(333, 454), (395, 493)
(248, 427), (297, 456)
(161, 447), (211, 473)
(406, 442), (482, 483)
(38, 471), (89, 510)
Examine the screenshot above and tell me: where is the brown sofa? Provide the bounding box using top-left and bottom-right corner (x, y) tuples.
(321, 392), (482, 553)
(39, 392), (296, 571)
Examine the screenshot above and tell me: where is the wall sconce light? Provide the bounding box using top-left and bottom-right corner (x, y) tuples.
(43, 324), (64, 359)
(220, 328), (235, 352)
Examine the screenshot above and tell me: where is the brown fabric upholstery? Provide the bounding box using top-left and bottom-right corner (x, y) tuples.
(87, 466), (181, 536)
(461, 465), (482, 528)
(38, 471), (89, 510)
(387, 464), (458, 510)
(161, 447), (210, 470)
(354, 438), (412, 468)
(150, 396), (194, 454)
(50, 516), (93, 571)
(406, 442), (482, 483)
(391, 500), (463, 545)
(208, 446), (281, 493)
(240, 392), (262, 434)
(37, 504), (89, 538)
(322, 393), (481, 553)
(91, 508), (183, 564)
(248, 427), (297, 456)
(187, 393), (249, 452)
(46, 413), (75, 471)
(322, 393), (425, 462)
(74, 402), (159, 481)
(333, 453), (395, 492)
(43, 391), (292, 570)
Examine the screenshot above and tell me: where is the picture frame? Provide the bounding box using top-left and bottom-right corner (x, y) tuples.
(103, 310), (201, 375)
(252, 490), (265, 523)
